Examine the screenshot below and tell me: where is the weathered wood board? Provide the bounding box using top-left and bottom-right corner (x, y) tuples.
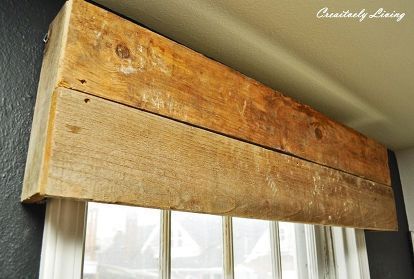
(31, 88), (396, 230)
(49, 0), (389, 185)
(21, 0), (397, 231)
(21, 0), (71, 202)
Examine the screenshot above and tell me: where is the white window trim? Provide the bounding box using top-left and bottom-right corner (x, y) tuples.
(39, 199), (86, 279)
(331, 227), (371, 279)
(39, 199), (371, 279)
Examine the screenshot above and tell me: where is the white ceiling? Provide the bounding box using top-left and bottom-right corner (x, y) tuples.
(95, 0), (414, 151)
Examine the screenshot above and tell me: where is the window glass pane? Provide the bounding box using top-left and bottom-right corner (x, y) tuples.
(233, 217), (273, 279)
(171, 211), (223, 279)
(83, 202), (160, 279)
(279, 222), (308, 279)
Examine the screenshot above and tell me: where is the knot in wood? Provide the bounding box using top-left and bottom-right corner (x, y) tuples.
(115, 44), (130, 59)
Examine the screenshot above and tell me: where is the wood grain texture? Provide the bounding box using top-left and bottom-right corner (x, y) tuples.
(37, 88), (396, 230)
(54, 0), (390, 185)
(21, 1), (72, 201)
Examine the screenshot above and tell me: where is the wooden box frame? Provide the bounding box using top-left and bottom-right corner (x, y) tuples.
(22, 0), (397, 231)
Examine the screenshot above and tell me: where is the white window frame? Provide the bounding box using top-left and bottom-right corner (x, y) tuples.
(39, 199), (86, 279)
(39, 199), (371, 279)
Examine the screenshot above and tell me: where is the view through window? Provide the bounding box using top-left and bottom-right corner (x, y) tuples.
(233, 217), (272, 279)
(171, 211), (223, 278)
(83, 203), (160, 278)
(278, 222), (307, 279)
(83, 203), (333, 279)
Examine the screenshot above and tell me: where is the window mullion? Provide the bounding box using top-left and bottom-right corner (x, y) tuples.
(160, 209), (171, 279)
(305, 225), (338, 279)
(304, 224), (319, 279)
(322, 226), (337, 279)
(270, 221), (283, 279)
(223, 216), (234, 279)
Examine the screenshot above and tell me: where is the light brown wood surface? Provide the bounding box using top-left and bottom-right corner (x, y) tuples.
(52, 0), (389, 185)
(21, 1), (71, 201)
(35, 88), (396, 230)
(21, 0), (397, 231)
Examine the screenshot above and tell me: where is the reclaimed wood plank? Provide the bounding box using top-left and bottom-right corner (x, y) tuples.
(21, 1), (72, 202)
(30, 88), (396, 230)
(53, 0), (390, 185)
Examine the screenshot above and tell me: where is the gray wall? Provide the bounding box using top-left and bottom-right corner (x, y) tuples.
(0, 1), (413, 279)
(0, 0), (65, 278)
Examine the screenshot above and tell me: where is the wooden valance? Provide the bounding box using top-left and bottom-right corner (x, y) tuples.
(22, 0), (397, 230)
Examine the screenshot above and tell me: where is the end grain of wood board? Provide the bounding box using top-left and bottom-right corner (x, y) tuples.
(51, 0), (390, 185)
(33, 88), (396, 231)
